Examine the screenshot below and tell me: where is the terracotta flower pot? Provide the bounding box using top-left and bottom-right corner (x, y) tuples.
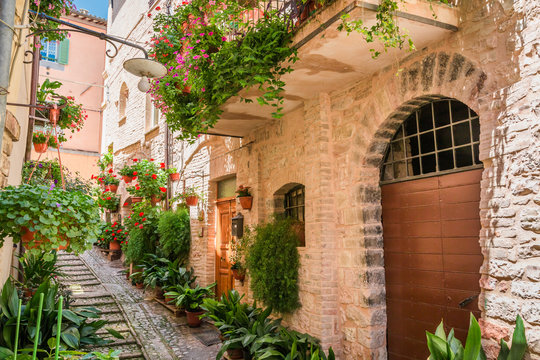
(185, 309), (204, 327)
(33, 142), (48, 153)
(123, 175), (133, 183)
(49, 108), (60, 123)
(169, 172), (180, 181)
(151, 196), (161, 206)
(155, 286), (165, 300)
(164, 294), (175, 304)
(238, 196), (253, 210)
(136, 282), (144, 289)
(109, 240), (121, 251)
(182, 85), (191, 94)
(21, 226), (69, 250)
(185, 196), (198, 206)
(24, 288), (36, 298)
(108, 184), (118, 193)
(132, 196), (143, 203)
(227, 348), (244, 359)
(231, 269), (245, 282)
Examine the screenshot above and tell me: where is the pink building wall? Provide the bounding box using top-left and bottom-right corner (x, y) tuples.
(33, 11), (106, 179)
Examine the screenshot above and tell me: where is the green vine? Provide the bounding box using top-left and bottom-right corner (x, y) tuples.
(246, 217), (300, 314)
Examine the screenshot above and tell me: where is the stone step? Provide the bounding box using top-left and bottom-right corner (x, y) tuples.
(57, 261), (86, 267)
(86, 343), (142, 356)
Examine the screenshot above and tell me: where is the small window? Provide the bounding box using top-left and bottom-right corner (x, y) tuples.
(40, 40), (58, 62)
(150, 101), (160, 128)
(284, 185), (305, 222)
(382, 99), (481, 183)
(218, 177), (236, 199)
(119, 83), (129, 121)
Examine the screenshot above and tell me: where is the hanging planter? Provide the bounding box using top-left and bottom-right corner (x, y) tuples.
(236, 185), (252, 210)
(33, 142), (48, 154)
(231, 268), (245, 282)
(238, 196), (253, 210)
(123, 175), (133, 183)
(169, 172), (180, 181)
(151, 195), (162, 206)
(185, 196), (198, 206)
(108, 184), (118, 193)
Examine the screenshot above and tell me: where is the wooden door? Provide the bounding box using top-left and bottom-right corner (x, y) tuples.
(382, 169), (483, 360)
(215, 200), (235, 299)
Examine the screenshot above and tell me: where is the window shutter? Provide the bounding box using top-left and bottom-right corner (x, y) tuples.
(58, 39), (70, 65)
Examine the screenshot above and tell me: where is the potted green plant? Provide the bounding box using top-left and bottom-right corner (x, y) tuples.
(167, 166), (180, 181)
(236, 185), (252, 210)
(103, 174), (120, 193)
(126, 160), (168, 205)
(0, 184), (100, 255)
(119, 164), (137, 183)
(32, 131), (49, 153)
(97, 191), (120, 212)
(180, 186), (199, 206)
(13, 251), (64, 298)
(164, 283), (216, 327)
(100, 221), (127, 251)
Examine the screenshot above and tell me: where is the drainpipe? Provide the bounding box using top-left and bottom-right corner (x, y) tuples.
(0, 0), (17, 153)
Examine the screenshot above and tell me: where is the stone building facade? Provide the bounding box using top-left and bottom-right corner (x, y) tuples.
(103, 0), (540, 359)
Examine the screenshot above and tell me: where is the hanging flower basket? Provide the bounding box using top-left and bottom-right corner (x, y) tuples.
(123, 175), (133, 183)
(169, 172), (180, 181)
(33, 142), (48, 153)
(185, 195), (198, 206)
(231, 268), (245, 282)
(151, 195), (162, 206)
(108, 184), (118, 193)
(238, 196), (253, 210)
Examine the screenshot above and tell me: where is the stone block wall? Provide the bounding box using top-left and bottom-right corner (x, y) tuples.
(1, 111), (21, 187)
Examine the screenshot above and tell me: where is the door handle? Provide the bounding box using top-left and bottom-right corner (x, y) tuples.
(459, 294), (478, 308)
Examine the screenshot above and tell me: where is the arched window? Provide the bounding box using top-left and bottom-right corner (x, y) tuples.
(274, 183), (306, 247)
(284, 185), (305, 222)
(145, 94), (160, 131)
(119, 83), (129, 121)
(381, 99), (481, 183)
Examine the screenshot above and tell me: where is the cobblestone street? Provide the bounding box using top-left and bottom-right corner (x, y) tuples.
(56, 250), (221, 360)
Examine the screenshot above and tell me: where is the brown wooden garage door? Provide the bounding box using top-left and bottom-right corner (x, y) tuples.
(382, 169), (483, 360)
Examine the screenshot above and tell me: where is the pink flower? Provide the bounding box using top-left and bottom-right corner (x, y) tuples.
(222, 37), (227, 41)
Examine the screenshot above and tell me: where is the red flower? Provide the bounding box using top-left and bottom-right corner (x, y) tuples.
(133, 176), (137, 180)
(135, 186), (140, 190)
(117, 229), (122, 233)
(150, 158), (154, 161)
(142, 218), (146, 221)
(91, 175), (95, 179)
(156, 6), (161, 10)
(107, 197), (111, 200)
(135, 222), (139, 226)
(139, 225), (144, 229)
(133, 158), (138, 162)
(133, 171), (138, 176)
(139, 212), (144, 217)
(147, 13), (152, 17)
(101, 238), (104, 241)
(159, 187), (167, 193)
(124, 202), (129, 206)
(105, 229), (108, 232)
(114, 237), (117, 240)
(151, 174), (157, 180)
(160, 163), (165, 168)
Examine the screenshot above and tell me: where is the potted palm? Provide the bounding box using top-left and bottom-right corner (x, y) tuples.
(236, 185), (252, 210)
(0, 184), (100, 255)
(164, 283), (216, 327)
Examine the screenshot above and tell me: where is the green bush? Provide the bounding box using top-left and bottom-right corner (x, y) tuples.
(246, 217), (300, 314)
(125, 225), (158, 265)
(158, 209), (191, 261)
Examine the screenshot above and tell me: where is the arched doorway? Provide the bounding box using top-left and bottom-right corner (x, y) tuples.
(381, 99), (483, 360)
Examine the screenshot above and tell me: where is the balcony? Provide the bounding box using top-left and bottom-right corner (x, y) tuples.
(210, 0), (459, 137)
